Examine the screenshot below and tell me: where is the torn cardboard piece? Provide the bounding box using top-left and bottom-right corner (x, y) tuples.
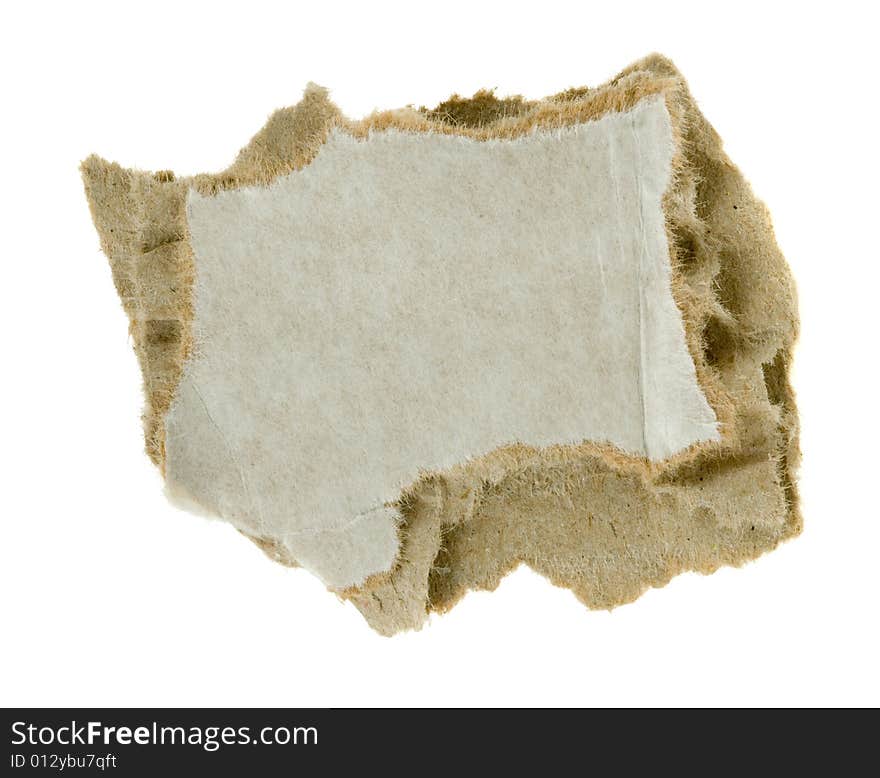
(82, 54), (800, 634)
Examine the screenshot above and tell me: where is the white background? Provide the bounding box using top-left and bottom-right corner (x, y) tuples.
(2, 1), (877, 707)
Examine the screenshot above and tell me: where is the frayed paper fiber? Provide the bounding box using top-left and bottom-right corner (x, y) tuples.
(82, 54), (800, 635)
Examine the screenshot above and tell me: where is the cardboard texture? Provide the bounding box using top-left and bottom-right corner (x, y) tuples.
(82, 54), (800, 634)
